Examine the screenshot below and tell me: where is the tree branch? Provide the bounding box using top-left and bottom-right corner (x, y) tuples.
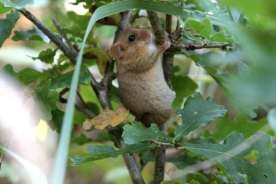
(183, 43), (231, 51)
(59, 87), (96, 118)
(124, 154), (145, 184)
(147, 11), (165, 46)
(52, 18), (77, 54)
(147, 12), (170, 184)
(163, 15), (174, 88)
(18, 9), (78, 63)
(153, 124), (166, 184)
(153, 145), (166, 184)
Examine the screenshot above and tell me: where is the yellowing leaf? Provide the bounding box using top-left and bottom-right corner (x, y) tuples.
(34, 119), (49, 142)
(84, 106), (129, 130)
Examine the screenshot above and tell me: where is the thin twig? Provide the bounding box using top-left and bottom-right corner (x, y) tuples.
(148, 12), (173, 183)
(165, 15), (172, 34)
(153, 124), (166, 184)
(52, 18), (77, 54)
(124, 154), (146, 184)
(18, 8), (101, 103)
(0, 153), (3, 170)
(153, 145), (166, 184)
(59, 88), (96, 118)
(183, 43), (231, 50)
(18, 9), (78, 63)
(147, 11), (165, 45)
(163, 15), (174, 88)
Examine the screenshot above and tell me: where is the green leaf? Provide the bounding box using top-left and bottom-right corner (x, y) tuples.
(71, 143), (154, 165)
(16, 68), (43, 85)
(175, 93), (226, 140)
(172, 76), (197, 107)
(212, 115), (266, 140)
(71, 144), (117, 166)
(184, 133), (276, 184)
(120, 143), (155, 154)
(0, 2), (11, 13)
(185, 18), (212, 38)
(210, 31), (230, 42)
(1, 0), (33, 9)
(122, 123), (164, 144)
(87, 144), (118, 159)
(51, 1), (187, 183)
(37, 48), (56, 64)
(0, 11), (19, 47)
(12, 28), (43, 41)
(49, 66), (91, 89)
(2, 64), (44, 85)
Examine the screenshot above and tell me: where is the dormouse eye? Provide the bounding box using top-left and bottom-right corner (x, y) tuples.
(128, 34), (136, 42)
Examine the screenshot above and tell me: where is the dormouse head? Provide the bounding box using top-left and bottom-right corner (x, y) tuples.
(110, 28), (170, 72)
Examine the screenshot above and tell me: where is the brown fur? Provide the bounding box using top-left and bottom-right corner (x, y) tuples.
(111, 28), (175, 124)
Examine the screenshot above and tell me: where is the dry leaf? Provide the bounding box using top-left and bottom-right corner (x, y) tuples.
(84, 106), (129, 130)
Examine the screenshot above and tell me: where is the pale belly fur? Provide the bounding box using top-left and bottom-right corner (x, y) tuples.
(117, 61), (175, 124)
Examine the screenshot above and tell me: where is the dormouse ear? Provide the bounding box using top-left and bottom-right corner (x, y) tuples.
(139, 29), (152, 41)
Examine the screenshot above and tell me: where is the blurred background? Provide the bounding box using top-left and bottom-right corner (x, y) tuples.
(1, 0), (276, 183)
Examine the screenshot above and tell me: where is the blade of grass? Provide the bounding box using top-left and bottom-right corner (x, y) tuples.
(51, 1), (186, 184)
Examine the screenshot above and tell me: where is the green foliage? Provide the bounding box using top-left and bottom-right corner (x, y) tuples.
(185, 18), (212, 38)
(0, 11), (19, 47)
(12, 29), (43, 41)
(0, 2), (11, 13)
(122, 123), (165, 144)
(71, 143), (154, 165)
(0, 0), (33, 9)
(184, 133), (276, 184)
(211, 115), (266, 140)
(175, 93), (227, 140)
(36, 48), (57, 64)
(172, 76), (197, 107)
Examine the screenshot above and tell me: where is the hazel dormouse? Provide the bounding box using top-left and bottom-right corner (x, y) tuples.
(111, 28), (175, 125)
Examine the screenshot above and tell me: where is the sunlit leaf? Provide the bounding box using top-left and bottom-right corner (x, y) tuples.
(0, 2), (10, 13)
(85, 106), (129, 130)
(172, 76), (197, 107)
(185, 18), (212, 38)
